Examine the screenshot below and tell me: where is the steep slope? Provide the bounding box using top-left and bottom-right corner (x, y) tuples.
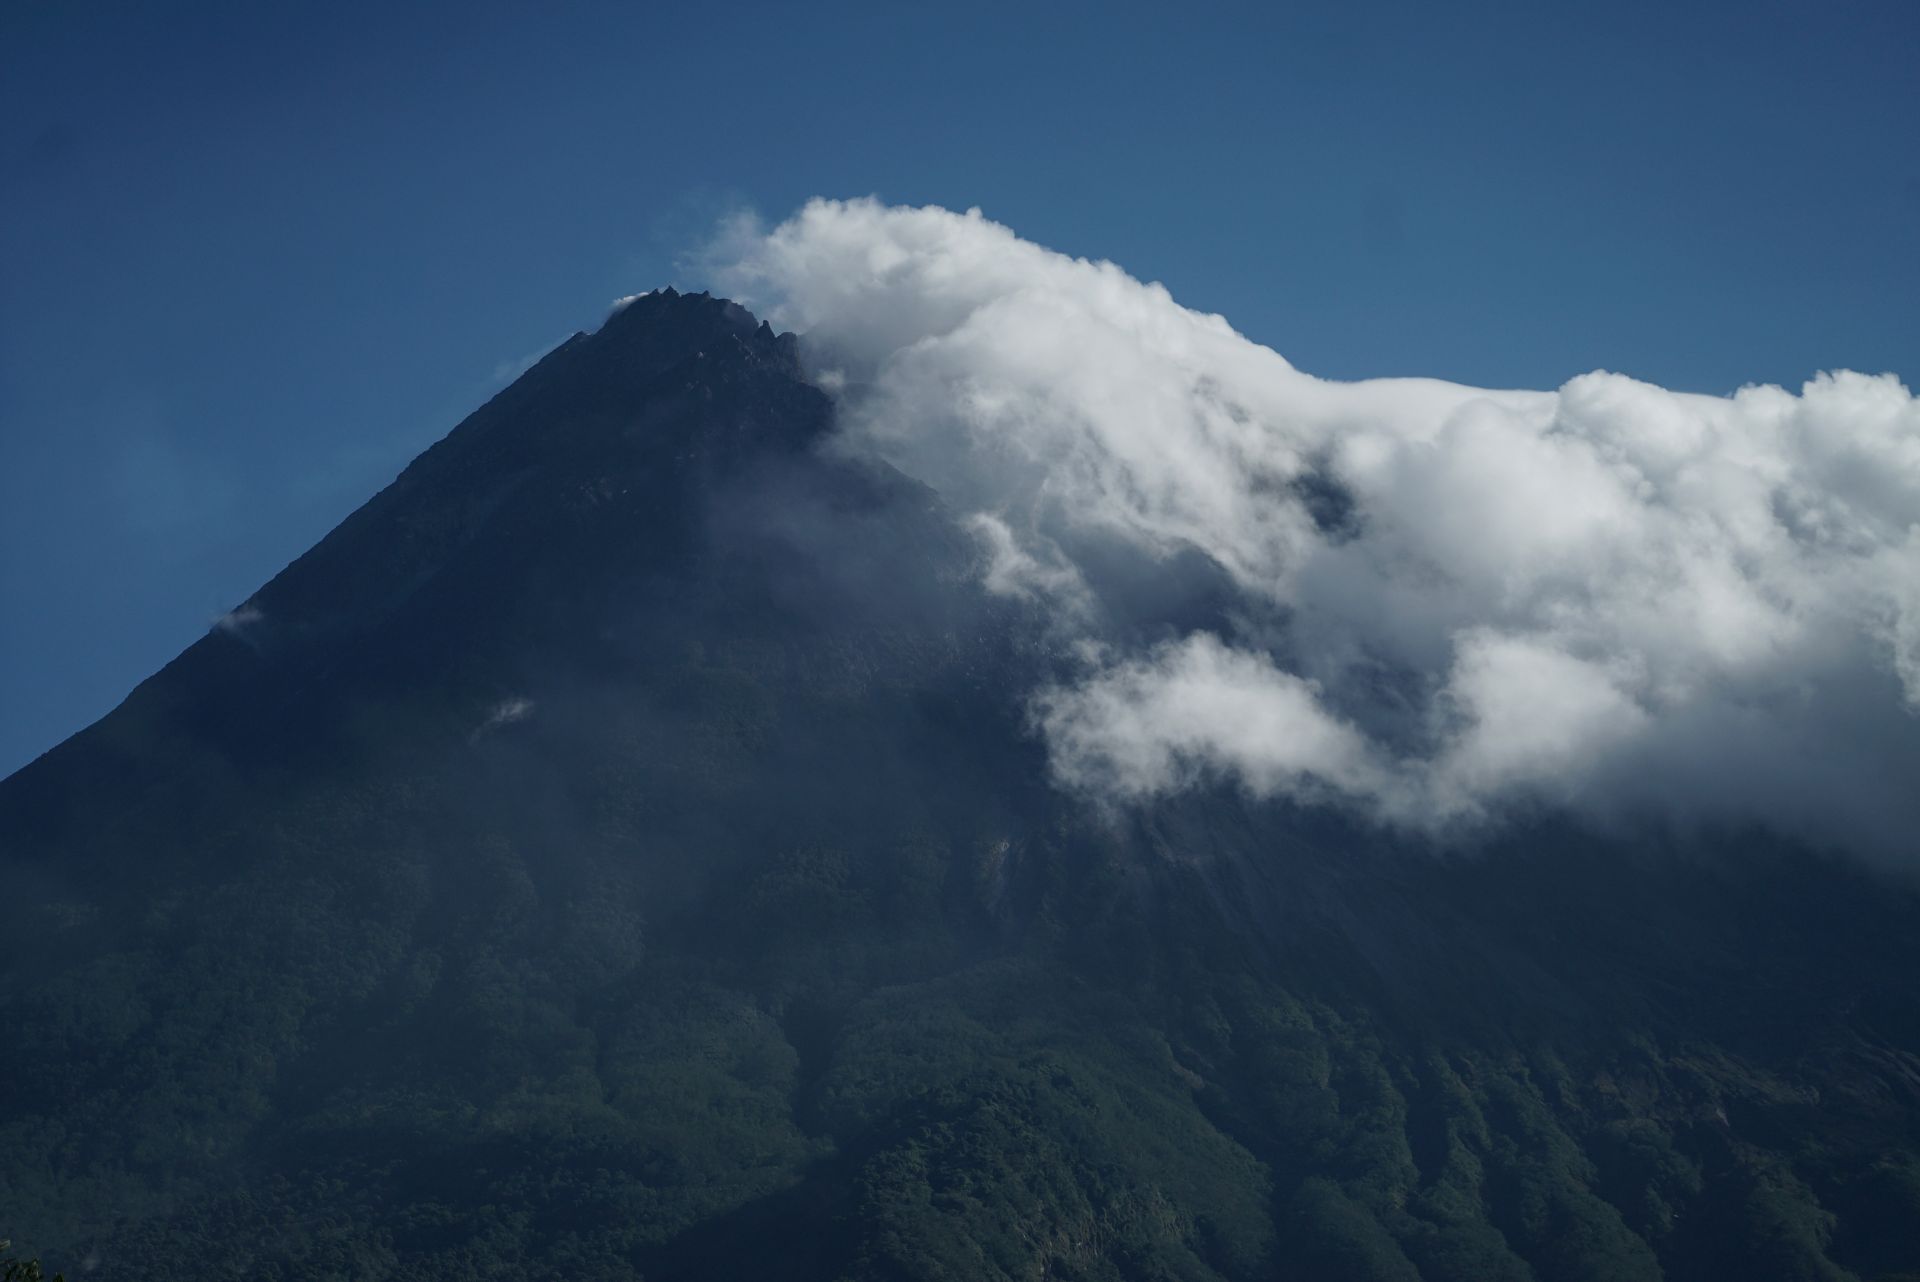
(3, 293), (1918, 1282)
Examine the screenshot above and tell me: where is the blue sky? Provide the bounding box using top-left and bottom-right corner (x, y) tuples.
(2, 0), (1915, 778)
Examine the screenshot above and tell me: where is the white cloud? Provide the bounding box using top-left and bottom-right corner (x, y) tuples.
(1424, 631), (1649, 815)
(965, 512), (1091, 612)
(1887, 527), (1920, 709)
(211, 603), (263, 635)
(713, 199), (1920, 862)
(470, 697), (535, 743)
(1035, 633), (1394, 806)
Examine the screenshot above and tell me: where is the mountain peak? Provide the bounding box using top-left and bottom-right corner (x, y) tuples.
(590, 287), (799, 379)
(0, 287), (833, 803)
(7, 271), (1919, 1282)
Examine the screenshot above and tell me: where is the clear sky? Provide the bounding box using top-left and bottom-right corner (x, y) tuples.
(1, 0), (1915, 778)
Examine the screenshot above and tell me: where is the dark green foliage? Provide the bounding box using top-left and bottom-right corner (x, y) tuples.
(1, 1241), (61, 1282)
(4, 292), (1919, 1280)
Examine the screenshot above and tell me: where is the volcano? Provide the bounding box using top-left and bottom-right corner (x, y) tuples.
(3, 290), (1917, 1282)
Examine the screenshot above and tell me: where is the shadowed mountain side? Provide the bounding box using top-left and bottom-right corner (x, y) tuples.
(3, 293), (1917, 1282)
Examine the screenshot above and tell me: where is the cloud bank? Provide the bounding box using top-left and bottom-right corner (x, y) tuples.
(713, 199), (1920, 863)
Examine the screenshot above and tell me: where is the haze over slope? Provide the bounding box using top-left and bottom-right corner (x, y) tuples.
(717, 200), (1920, 864)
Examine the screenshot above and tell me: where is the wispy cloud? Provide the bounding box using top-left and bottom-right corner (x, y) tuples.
(469, 696), (535, 743)
(210, 603), (263, 635)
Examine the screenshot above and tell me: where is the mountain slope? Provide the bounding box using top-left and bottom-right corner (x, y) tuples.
(3, 292), (1918, 1282)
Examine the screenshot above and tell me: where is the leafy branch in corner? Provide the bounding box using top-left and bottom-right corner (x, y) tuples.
(1, 1239), (64, 1282)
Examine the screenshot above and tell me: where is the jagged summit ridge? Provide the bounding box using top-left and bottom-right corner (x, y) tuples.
(597, 285), (793, 361)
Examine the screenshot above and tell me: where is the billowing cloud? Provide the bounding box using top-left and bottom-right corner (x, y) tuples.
(1035, 633), (1393, 806)
(713, 198), (1920, 862)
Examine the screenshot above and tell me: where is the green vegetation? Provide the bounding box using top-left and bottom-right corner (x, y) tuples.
(6, 645), (1915, 1280)
(1, 1241), (62, 1282)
